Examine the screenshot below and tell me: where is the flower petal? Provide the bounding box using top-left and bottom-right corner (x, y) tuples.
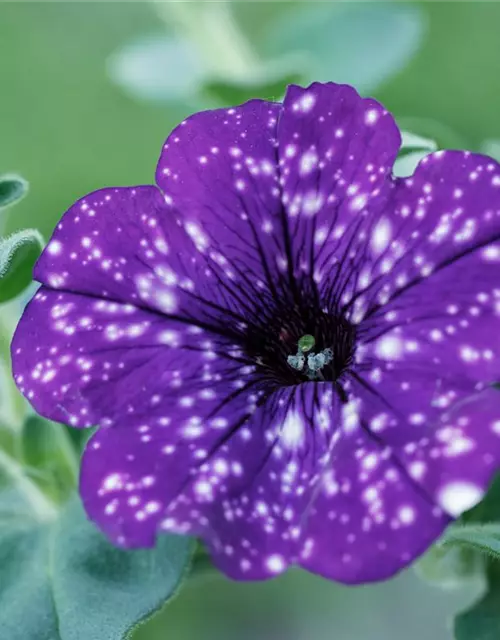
(12, 288), (257, 427)
(349, 150), (500, 326)
(401, 388), (500, 517)
(300, 420), (449, 583)
(351, 263), (500, 446)
(346, 382), (500, 518)
(348, 154), (500, 460)
(34, 186), (179, 310)
(80, 384), (341, 580)
(155, 100), (294, 307)
(305, 383), (500, 582)
(32, 185), (261, 330)
(277, 82), (401, 295)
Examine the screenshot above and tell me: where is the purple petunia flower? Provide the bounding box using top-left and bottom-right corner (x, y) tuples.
(11, 82), (500, 583)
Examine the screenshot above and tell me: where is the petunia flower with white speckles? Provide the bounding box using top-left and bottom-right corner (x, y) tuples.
(11, 82), (500, 583)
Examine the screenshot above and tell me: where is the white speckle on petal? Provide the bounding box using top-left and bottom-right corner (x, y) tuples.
(438, 481), (483, 517)
(365, 109), (379, 125)
(371, 218), (392, 254)
(375, 335), (403, 360)
(483, 246), (500, 261)
(47, 240), (62, 255)
(266, 554), (286, 574)
(299, 150), (318, 175)
(398, 506), (415, 525)
(280, 411), (305, 450)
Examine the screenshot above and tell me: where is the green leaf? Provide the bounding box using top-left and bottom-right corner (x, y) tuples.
(395, 116), (469, 151)
(399, 130), (438, 154)
(393, 150), (430, 178)
(0, 486), (41, 525)
(455, 563), (500, 640)
(0, 175), (28, 209)
(0, 229), (43, 302)
(21, 416), (78, 504)
(203, 62), (300, 105)
(109, 32), (301, 106)
(415, 542), (485, 589)
(481, 139), (500, 163)
(455, 590), (500, 640)
(441, 523), (500, 561)
(393, 130), (439, 178)
(263, 3), (425, 93)
(108, 35), (206, 103)
(0, 449), (58, 522)
(0, 517), (56, 640)
(54, 498), (194, 639)
(462, 474), (500, 524)
(0, 494), (194, 640)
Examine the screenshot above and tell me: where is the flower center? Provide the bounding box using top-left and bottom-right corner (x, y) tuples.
(287, 335), (334, 381)
(243, 306), (357, 387)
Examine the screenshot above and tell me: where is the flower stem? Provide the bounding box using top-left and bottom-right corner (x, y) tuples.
(56, 425), (80, 487)
(186, 543), (220, 585)
(0, 301), (27, 430)
(0, 448), (58, 522)
(154, 1), (262, 80)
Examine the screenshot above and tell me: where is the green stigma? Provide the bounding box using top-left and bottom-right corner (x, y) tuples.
(298, 334), (315, 353)
(287, 336), (334, 381)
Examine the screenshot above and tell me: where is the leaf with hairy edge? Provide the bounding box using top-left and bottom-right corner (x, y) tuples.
(415, 543), (484, 589)
(0, 175), (28, 209)
(0, 229), (43, 302)
(441, 523), (500, 562)
(0, 494), (194, 640)
(455, 563), (500, 640)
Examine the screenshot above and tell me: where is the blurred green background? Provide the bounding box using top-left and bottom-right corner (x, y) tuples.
(1, 1), (500, 638)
